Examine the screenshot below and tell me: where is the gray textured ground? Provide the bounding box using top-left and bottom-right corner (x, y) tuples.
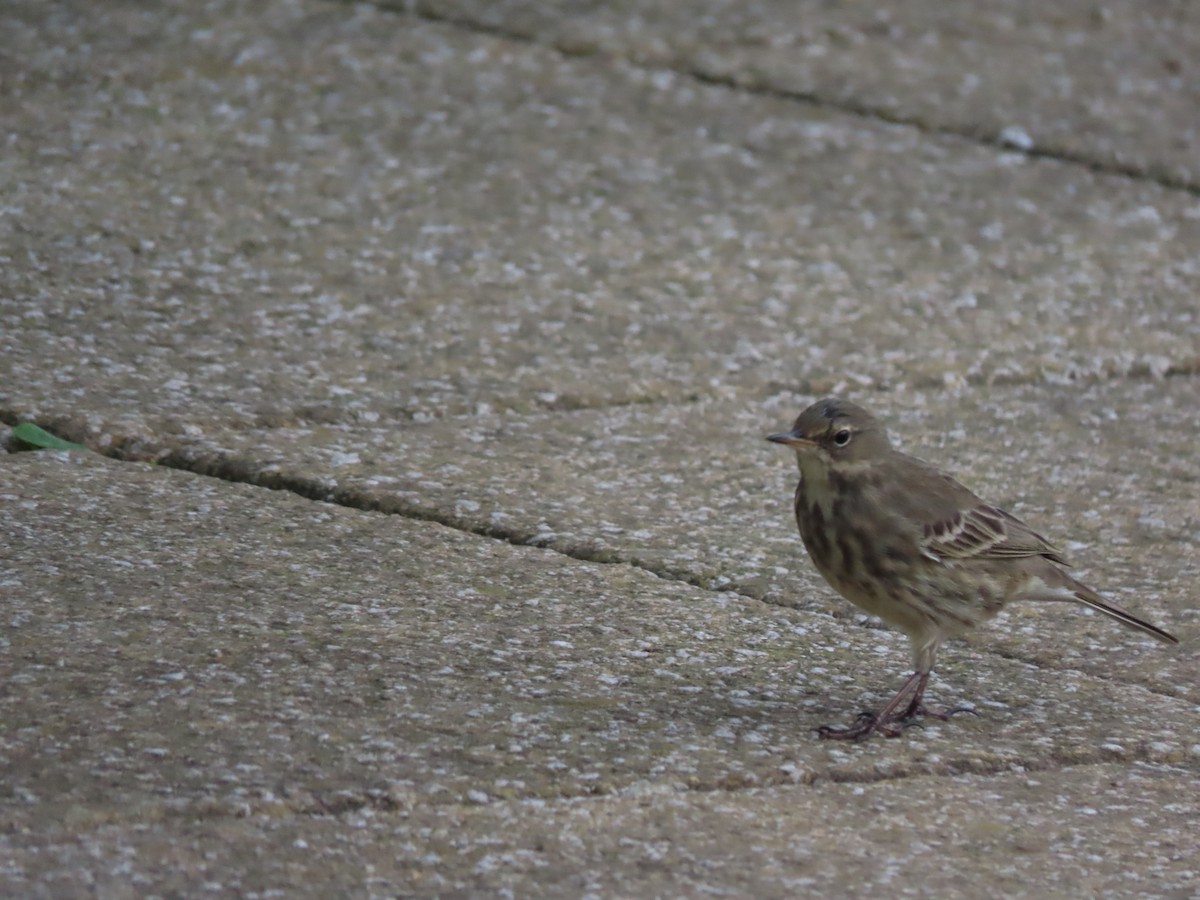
(2, 0), (1197, 896)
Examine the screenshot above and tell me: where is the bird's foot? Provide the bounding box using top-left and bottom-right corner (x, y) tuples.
(818, 704), (977, 741)
(816, 711), (907, 741)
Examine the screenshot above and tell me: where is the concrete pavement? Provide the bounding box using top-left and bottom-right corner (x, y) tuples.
(2, 0), (1197, 896)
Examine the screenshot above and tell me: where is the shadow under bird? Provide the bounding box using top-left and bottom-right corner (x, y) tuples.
(768, 398), (1179, 741)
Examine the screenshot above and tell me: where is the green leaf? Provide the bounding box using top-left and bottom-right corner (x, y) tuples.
(11, 422), (87, 451)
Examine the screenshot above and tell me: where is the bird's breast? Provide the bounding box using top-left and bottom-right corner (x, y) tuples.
(793, 473), (928, 621)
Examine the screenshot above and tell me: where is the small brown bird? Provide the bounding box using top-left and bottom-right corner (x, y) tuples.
(768, 398), (1178, 741)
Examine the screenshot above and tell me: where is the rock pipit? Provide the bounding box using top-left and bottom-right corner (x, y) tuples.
(769, 398), (1178, 741)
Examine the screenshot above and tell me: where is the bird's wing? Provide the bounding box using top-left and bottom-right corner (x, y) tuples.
(920, 504), (1068, 565)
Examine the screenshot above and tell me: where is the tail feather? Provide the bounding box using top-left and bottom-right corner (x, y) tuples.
(1070, 584), (1179, 645)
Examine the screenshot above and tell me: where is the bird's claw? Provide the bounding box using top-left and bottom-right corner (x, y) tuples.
(818, 703), (977, 741)
(817, 712), (906, 741)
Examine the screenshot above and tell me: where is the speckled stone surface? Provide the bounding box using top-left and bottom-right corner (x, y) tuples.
(2, 0), (1199, 436)
(414, 0), (1200, 188)
(2, 453), (1198, 897)
(2, 0), (1199, 895)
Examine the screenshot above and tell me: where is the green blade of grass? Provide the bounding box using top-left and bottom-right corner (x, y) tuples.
(11, 422), (87, 451)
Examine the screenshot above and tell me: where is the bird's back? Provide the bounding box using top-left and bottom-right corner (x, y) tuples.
(865, 451), (1067, 566)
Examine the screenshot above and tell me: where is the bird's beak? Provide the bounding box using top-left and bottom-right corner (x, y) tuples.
(767, 431), (815, 449)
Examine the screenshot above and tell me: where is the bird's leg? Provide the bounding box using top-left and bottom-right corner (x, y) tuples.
(896, 671), (932, 720)
(817, 670), (928, 741)
(897, 672), (980, 723)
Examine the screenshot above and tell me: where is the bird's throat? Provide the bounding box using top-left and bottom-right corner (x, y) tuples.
(796, 454), (836, 517)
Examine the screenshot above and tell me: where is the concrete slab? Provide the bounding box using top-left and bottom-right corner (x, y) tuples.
(2, 452), (1197, 894)
(3, 0), (1199, 438)
(415, 0), (1200, 187)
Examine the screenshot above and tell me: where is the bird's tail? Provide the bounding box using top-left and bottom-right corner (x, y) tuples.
(1067, 579), (1179, 645)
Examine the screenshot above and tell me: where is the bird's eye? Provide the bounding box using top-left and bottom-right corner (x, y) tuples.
(833, 429), (852, 447)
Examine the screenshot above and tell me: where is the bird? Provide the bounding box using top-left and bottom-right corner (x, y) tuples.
(767, 397), (1178, 741)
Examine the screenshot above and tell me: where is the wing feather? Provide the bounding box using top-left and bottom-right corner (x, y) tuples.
(921, 504), (1069, 565)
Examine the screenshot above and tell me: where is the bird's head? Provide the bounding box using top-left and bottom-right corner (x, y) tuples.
(767, 397), (892, 465)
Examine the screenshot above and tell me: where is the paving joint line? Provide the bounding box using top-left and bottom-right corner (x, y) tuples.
(214, 749), (1200, 822)
(111, 438), (722, 590)
(255, 388), (711, 429)
(684, 68), (1200, 197)
(287, 747), (1200, 815)
(375, 1), (1200, 197)
(4, 347), (1198, 443)
(40, 748), (1192, 832)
